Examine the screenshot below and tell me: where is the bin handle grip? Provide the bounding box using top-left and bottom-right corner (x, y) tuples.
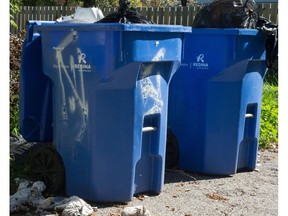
(245, 113), (254, 118)
(142, 127), (157, 132)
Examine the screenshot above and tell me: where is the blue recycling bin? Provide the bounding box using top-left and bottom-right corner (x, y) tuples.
(168, 28), (267, 175)
(19, 21), (190, 202)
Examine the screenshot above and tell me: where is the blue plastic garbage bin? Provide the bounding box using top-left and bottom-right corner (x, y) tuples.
(168, 28), (267, 175)
(20, 21), (191, 202)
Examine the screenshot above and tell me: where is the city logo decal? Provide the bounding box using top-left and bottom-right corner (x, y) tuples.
(74, 52), (92, 72)
(78, 52), (87, 64)
(192, 53), (209, 69)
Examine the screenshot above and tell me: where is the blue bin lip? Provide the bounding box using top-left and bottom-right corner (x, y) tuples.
(28, 20), (192, 33)
(190, 27), (263, 36)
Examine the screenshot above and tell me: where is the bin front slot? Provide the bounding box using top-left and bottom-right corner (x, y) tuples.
(245, 113), (254, 118)
(142, 127), (157, 132)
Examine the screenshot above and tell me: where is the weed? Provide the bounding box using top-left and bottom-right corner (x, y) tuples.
(259, 83), (278, 148)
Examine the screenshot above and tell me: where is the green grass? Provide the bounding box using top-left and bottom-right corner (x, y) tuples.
(259, 82), (278, 148)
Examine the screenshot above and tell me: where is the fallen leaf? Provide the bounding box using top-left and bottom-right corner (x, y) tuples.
(206, 193), (228, 201)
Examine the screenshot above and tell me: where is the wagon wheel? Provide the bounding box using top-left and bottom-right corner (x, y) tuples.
(165, 129), (179, 169)
(27, 143), (65, 196)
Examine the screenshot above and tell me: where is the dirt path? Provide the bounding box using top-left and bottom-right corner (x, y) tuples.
(94, 149), (278, 216)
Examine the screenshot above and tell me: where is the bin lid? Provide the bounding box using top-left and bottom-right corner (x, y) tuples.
(32, 21), (192, 33)
(191, 28), (262, 36)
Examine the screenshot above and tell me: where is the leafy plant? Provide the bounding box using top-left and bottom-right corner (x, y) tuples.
(10, 0), (21, 29)
(264, 68), (278, 86)
(10, 158), (30, 194)
(259, 83), (278, 148)
(10, 32), (25, 136)
(10, 94), (20, 136)
(10, 70), (21, 136)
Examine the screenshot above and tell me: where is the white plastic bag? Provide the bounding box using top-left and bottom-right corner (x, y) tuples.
(57, 7), (104, 23)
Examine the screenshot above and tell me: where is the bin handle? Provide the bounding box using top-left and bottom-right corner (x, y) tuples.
(245, 113), (254, 118)
(142, 127), (157, 132)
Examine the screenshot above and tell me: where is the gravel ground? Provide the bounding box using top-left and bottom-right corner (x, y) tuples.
(94, 149), (278, 216)
(10, 148), (278, 216)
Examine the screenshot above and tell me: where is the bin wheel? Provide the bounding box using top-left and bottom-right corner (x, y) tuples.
(165, 129), (179, 169)
(27, 143), (65, 196)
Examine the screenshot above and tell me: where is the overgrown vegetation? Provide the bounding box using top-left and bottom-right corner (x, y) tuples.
(259, 70), (278, 149)
(10, 32), (26, 195)
(10, 158), (30, 194)
(11, 0), (198, 9)
(10, 0), (21, 29)
(10, 32), (25, 136)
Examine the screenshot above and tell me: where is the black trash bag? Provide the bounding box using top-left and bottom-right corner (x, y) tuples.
(257, 16), (278, 69)
(97, 0), (154, 24)
(193, 0), (258, 28)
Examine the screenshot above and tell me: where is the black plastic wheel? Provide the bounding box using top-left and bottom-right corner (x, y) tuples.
(27, 143), (65, 196)
(165, 129), (179, 169)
